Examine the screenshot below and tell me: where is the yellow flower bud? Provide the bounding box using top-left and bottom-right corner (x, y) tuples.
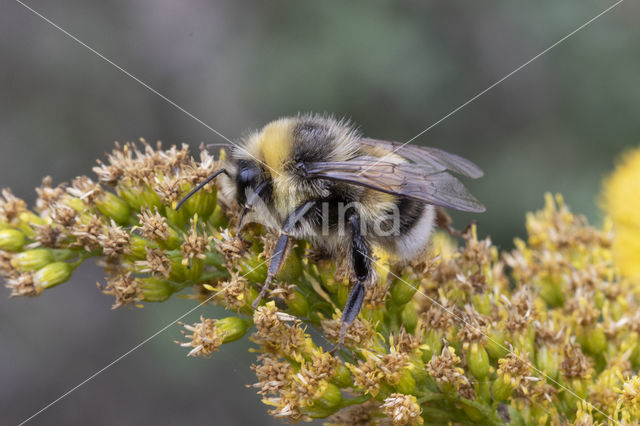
(34, 262), (72, 289)
(0, 229), (26, 251)
(216, 316), (251, 343)
(17, 211), (46, 238)
(96, 192), (131, 225)
(11, 248), (53, 271)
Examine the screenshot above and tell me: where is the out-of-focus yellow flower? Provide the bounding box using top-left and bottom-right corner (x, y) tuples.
(602, 146), (640, 280)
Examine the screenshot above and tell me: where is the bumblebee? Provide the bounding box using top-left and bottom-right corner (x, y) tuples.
(177, 114), (484, 347)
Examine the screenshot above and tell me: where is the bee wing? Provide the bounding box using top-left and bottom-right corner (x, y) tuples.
(304, 156), (485, 213)
(360, 138), (484, 179)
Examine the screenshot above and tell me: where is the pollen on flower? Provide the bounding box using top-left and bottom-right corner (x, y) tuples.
(321, 313), (375, 347)
(251, 354), (293, 395)
(0, 189), (27, 224)
(219, 272), (249, 309)
(618, 375), (640, 418)
(35, 176), (66, 214)
(136, 248), (171, 279)
(97, 272), (143, 308)
(5, 272), (38, 297)
(71, 214), (104, 251)
(427, 345), (465, 388)
(381, 393), (423, 425)
(99, 220), (131, 259)
(177, 316), (225, 357)
(5, 140), (640, 423)
(181, 218), (212, 262)
(67, 176), (104, 203)
(497, 351), (533, 390)
(50, 202), (78, 227)
(561, 341), (593, 380)
(137, 207), (171, 242)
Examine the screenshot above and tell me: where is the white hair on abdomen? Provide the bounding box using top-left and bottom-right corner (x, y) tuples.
(394, 204), (435, 260)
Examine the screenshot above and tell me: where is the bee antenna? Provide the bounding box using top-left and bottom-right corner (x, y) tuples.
(175, 169), (228, 211)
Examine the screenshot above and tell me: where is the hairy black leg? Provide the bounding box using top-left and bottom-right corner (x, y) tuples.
(331, 212), (371, 354)
(252, 200), (316, 309)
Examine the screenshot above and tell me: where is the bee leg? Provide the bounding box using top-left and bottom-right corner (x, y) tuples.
(435, 207), (475, 237)
(252, 233), (289, 309)
(251, 200), (316, 309)
(331, 212), (370, 354)
(236, 180), (270, 235)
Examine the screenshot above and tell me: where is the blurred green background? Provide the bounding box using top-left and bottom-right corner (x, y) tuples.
(1, 0), (638, 424)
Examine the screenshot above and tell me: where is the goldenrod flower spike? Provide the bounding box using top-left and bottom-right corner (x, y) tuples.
(3, 141), (640, 423)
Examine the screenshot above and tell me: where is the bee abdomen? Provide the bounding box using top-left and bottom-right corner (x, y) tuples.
(380, 198), (435, 261)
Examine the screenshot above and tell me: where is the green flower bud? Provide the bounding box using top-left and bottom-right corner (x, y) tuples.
(276, 250), (302, 283)
(491, 377), (512, 402)
(11, 248), (53, 271)
(166, 207), (188, 230)
(390, 274), (417, 305)
(183, 185), (217, 220)
(485, 330), (508, 360)
(395, 368), (416, 395)
(471, 293), (492, 316)
(208, 204), (228, 229)
(336, 282), (349, 308)
(421, 330), (443, 363)
(97, 192), (131, 225)
(535, 344), (558, 381)
(167, 251), (187, 282)
(315, 382), (343, 409)
(467, 342), (490, 379)
(239, 256), (268, 283)
(216, 316), (251, 343)
(130, 235), (152, 260)
(400, 302), (418, 333)
(140, 278), (174, 302)
(0, 229), (26, 251)
(460, 401), (484, 422)
(537, 275), (564, 307)
(287, 289), (309, 317)
(584, 325), (606, 355)
(185, 258), (204, 283)
(331, 364), (353, 388)
(362, 307), (385, 330)
(34, 262), (72, 290)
